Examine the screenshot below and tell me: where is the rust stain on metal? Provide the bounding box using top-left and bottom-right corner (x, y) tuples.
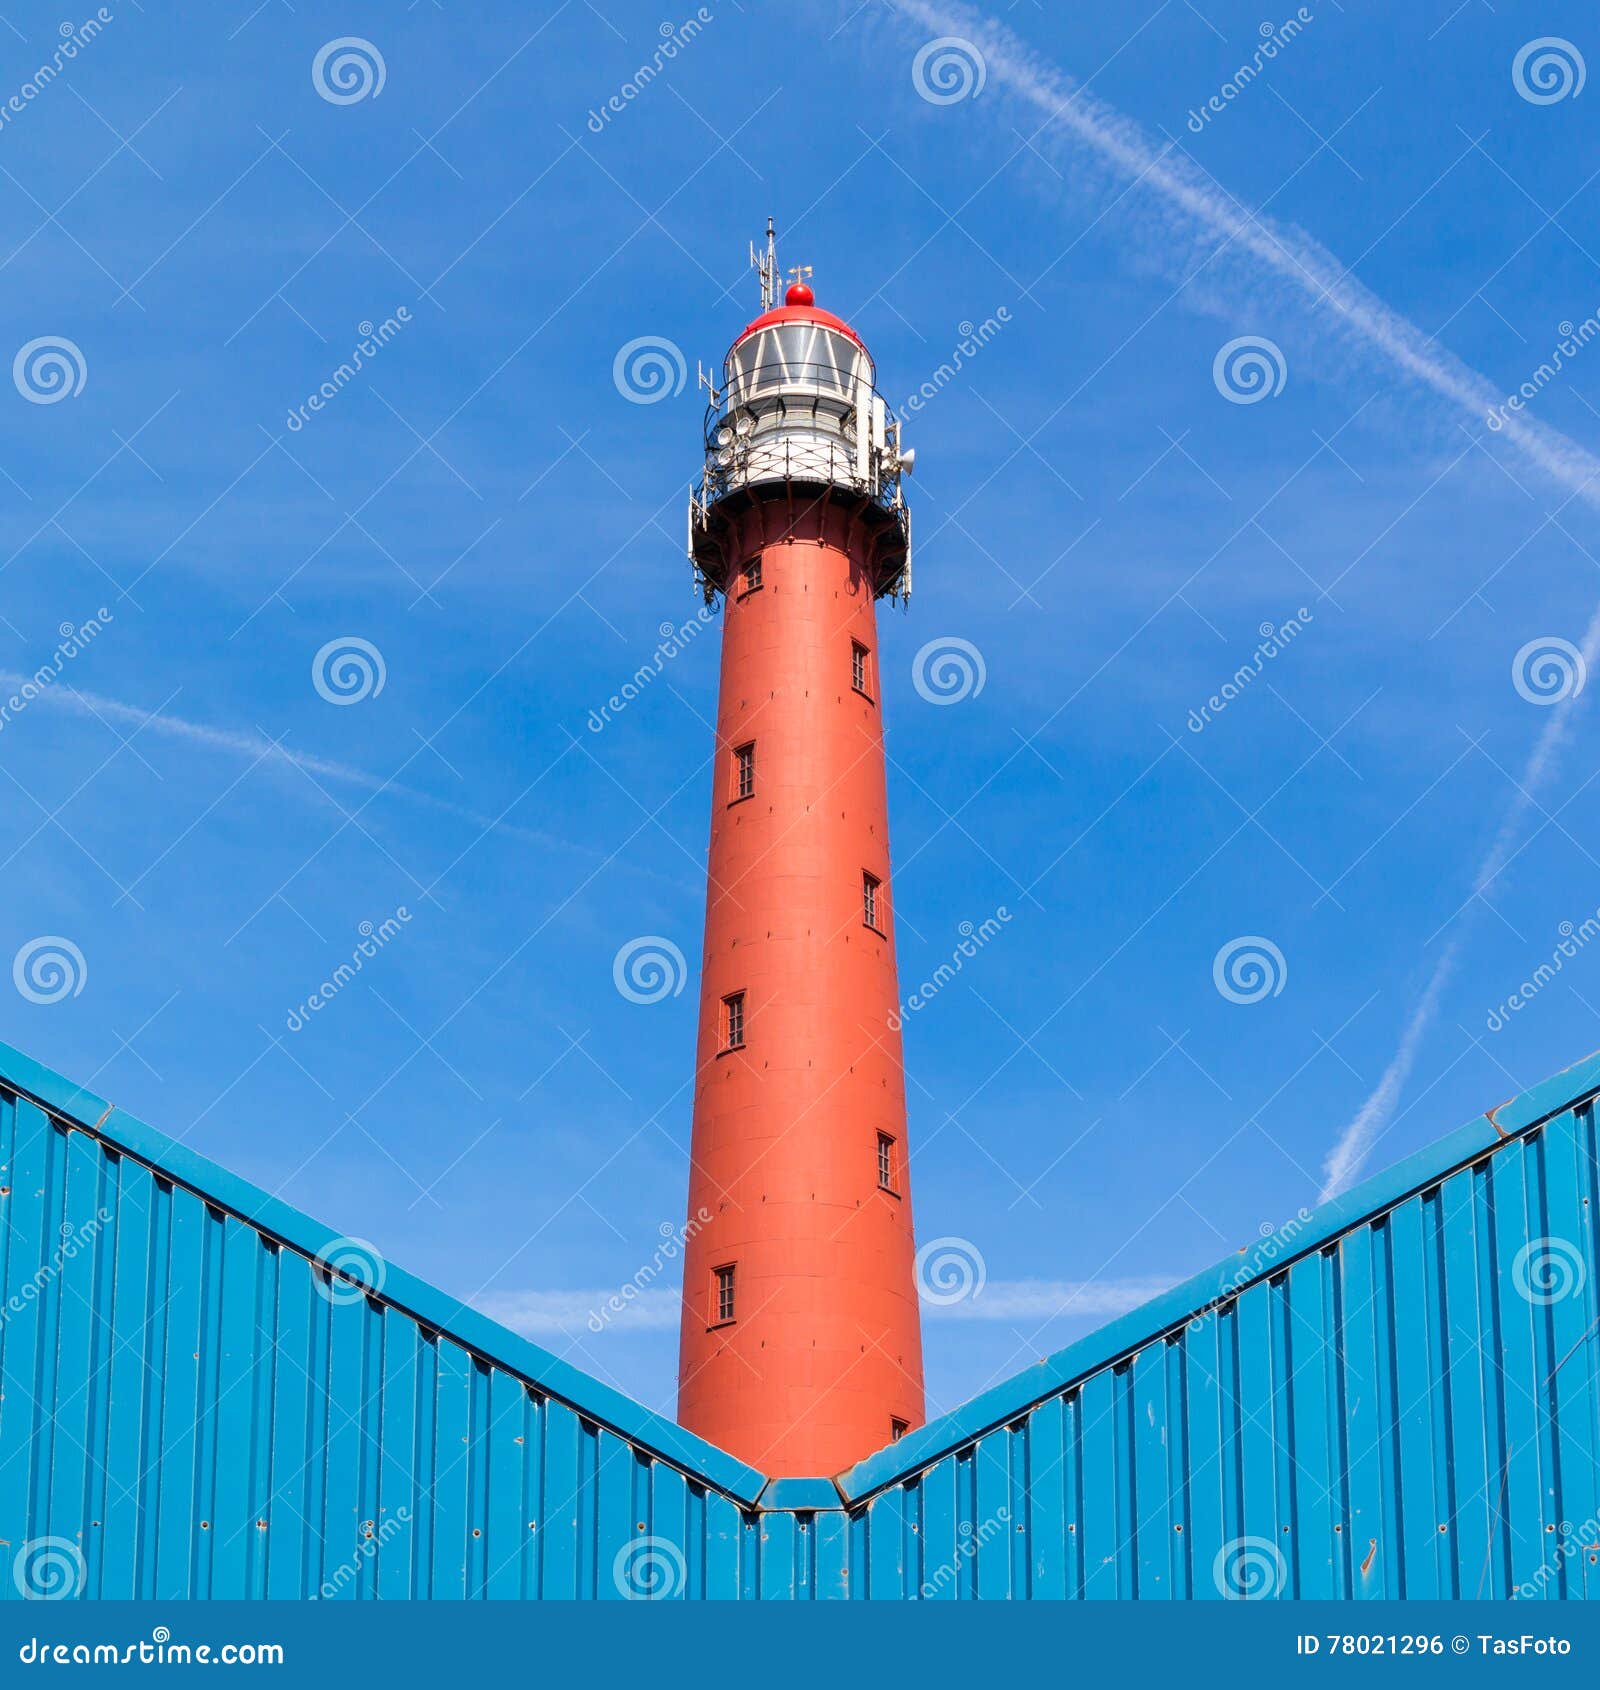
(1360, 1538), (1378, 1578)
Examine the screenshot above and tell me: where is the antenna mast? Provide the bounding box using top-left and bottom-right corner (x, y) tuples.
(750, 216), (778, 311)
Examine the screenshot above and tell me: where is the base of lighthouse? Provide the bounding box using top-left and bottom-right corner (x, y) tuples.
(677, 494), (925, 1479)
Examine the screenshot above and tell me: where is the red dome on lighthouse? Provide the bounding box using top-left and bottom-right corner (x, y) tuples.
(731, 285), (866, 352)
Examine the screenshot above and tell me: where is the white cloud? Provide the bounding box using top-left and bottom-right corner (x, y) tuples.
(477, 1287), (682, 1335)
(477, 1277), (1176, 1337)
(924, 1276), (1174, 1320)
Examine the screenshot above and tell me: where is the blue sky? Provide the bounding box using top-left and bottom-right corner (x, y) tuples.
(3, 0), (1599, 1430)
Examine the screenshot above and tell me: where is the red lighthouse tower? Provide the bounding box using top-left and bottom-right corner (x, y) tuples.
(676, 228), (924, 1478)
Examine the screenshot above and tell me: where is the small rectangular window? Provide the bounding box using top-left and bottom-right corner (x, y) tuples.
(863, 871), (881, 931)
(714, 1264), (736, 1324)
(733, 742), (755, 802)
(890, 1418), (908, 1441)
(741, 556), (763, 593)
(852, 640), (871, 695)
(877, 1132), (896, 1192)
(723, 991), (746, 1051)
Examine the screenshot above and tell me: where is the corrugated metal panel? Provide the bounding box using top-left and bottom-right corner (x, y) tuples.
(835, 1098), (1600, 1601)
(2, 1034), (1598, 1600)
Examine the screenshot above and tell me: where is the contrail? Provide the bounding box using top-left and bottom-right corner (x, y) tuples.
(887, 0), (1600, 507)
(0, 672), (681, 879)
(882, 3), (1600, 1195)
(1319, 943), (1458, 1202)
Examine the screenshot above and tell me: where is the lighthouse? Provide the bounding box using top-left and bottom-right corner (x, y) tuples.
(676, 225), (924, 1477)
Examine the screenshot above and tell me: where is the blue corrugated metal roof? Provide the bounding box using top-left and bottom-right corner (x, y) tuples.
(837, 1049), (1600, 1506)
(2, 1034), (1597, 1598)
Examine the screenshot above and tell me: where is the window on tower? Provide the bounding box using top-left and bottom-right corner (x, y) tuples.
(877, 1132), (897, 1193)
(722, 991), (746, 1051)
(863, 871), (882, 932)
(852, 640), (872, 697)
(712, 1263), (737, 1325)
(733, 742), (755, 802)
(740, 555), (763, 594)
(891, 1418), (909, 1441)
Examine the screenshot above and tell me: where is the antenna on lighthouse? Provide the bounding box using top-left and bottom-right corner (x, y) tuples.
(750, 216), (778, 311)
